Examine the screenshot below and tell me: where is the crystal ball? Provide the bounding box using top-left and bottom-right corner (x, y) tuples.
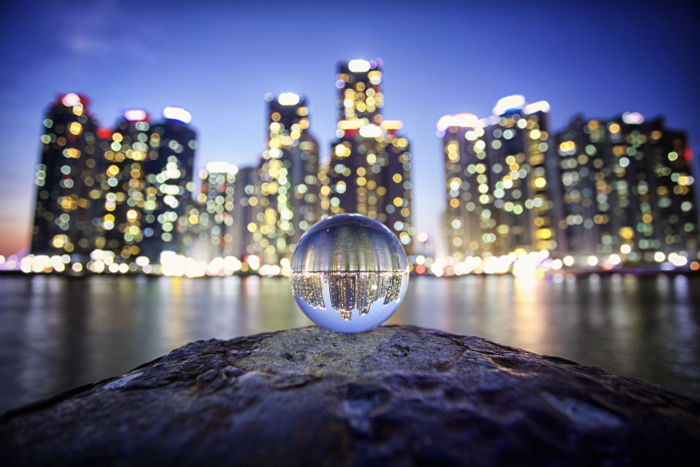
(290, 214), (409, 333)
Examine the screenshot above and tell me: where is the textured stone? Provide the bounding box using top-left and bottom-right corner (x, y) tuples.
(1, 325), (699, 466)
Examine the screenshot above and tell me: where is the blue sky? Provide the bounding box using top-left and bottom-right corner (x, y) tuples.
(1, 0), (698, 254)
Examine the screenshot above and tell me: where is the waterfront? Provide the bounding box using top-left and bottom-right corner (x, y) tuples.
(0, 274), (699, 412)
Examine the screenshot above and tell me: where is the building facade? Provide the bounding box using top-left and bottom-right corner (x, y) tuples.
(555, 113), (698, 260)
(258, 93), (320, 264)
(324, 59), (414, 250)
(31, 93), (101, 260)
(440, 96), (558, 258)
(140, 107), (197, 261)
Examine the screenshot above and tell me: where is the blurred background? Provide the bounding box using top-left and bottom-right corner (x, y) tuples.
(1, 0), (699, 412)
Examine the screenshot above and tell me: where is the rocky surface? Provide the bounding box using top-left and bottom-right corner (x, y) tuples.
(2, 325), (699, 466)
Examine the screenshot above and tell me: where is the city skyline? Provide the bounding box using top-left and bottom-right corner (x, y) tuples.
(2, 0), (700, 255)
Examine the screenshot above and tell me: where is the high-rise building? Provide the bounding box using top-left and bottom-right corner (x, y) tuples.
(439, 96), (558, 257)
(325, 59), (414, 250)
(231, 165), (262, 259)
(486, 96), (558, 254)
(336, 58), (383, 124)
(438, 113), (489, 259)
(555, 113), (698, 260)
(95, 109), (150, 262)
(140, 107), (197, 261)
(258, 93), (320, 264)
(31, 93), (101, 260)
(195, 162), (238, 260)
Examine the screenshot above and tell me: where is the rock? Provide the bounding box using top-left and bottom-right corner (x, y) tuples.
(1, 325), (699, 466)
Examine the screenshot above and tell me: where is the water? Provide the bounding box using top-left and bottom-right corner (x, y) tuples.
(0, 274), (699, 412)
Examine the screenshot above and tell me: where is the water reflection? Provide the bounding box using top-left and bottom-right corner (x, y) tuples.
(0, 274), (699, 412)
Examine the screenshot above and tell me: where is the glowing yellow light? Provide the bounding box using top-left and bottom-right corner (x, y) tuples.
(381, 120), (403, 130)
(559, 141), (576, 153)
(620, 226), (634, 240)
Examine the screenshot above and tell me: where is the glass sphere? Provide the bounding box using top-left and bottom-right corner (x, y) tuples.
(290, 214), (409, 333)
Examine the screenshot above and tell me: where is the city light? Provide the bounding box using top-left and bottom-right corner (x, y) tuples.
(492, 95), (526, 115)
(123, 109), (148, 121)
(277, 92), (301, 106)
(347, 59), (371, 72)
(19, 60), (699, 278)
(162, 106), (192, 124)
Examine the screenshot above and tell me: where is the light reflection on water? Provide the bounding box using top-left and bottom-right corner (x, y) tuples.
(0, 274), (698, 412)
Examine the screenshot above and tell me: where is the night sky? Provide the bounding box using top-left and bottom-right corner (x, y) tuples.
(1, 0), (698, 255)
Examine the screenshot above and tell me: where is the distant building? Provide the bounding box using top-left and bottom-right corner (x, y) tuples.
(439, 113), (488, 258)
(555, 113), (698, 259)
(439, 96), (558, 258)
(258, 93), (320, 263)
(140, 107), (197, 261)
(31, 93), (101, 260)
(324, 59), (414, 251)
(195, 162), (238, 259)
(95, 109), (151, 262)
(336, 58), (384, 124)
(231, 165), (262, 259)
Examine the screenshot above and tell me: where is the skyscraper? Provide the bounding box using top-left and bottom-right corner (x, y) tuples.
(96, 109), (150, 262)
(438, 113), (489, 259)
(195, 161), (238, 260)
(486, 96), (557, 254)
(231, 165), (262, 259)
(140, 107), (197, 261)
(325, 59), (414, 250)
(336, 58), (383, 124)
(555, 113), (698, 260)
(439, 96), (558, 258)
(258, 93), (320, 264)
(31, 93), (101, 260)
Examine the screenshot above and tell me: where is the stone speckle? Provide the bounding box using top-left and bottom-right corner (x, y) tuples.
(1, 325), (699, 466)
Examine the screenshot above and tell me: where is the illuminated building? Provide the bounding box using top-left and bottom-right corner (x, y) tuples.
(140, 107), (197, 261)
(31, 93), (101, 260)
(325, 59), (414, 250)
(336, 58), (384, 124)
(438, 113), (490, 258)
(231, 166), (262, 259)
(555, 113), (698, 259)
(196, 162), (238, 259)
(439, 96), (558, 257)
(95, 109), (150, 261)
(486, 97), (558, 254)
(258, 93), (320, 263)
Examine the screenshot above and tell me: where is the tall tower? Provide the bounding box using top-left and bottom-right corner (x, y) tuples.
(197, 162), (238, 260)
(438, 96), (558, 258)
(140, 107), (197, 261)
(31, 93), (101, 260)
(325, 59), (414, 251)
(555, 113), (698, 260)
(231, 165), (262, 259)
(438, 113), (490, 259)
(486, 96), (557, 254)
(96, 109), (150, 262)
(336, 58), (383, 124)
(258, 93), (320, 264)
